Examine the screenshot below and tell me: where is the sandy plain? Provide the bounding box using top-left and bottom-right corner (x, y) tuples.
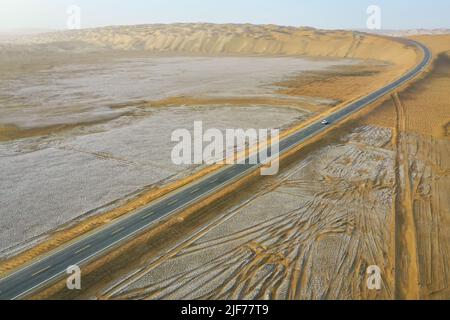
(97, 34), (450, 300)
(1, 24), (408, 260)
(2, 24), (441, 301)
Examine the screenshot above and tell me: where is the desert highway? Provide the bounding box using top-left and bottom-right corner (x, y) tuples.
(0, 40), (431, 300)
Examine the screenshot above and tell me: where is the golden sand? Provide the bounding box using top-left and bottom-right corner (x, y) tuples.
(30, 24), (417, 67)
(364, 35), (450, 138)
(359, 34), (450, 299)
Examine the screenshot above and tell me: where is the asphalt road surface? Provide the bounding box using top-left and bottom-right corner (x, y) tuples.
(0, 40), (431, 300)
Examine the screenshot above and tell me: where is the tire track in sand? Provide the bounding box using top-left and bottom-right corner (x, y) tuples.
(392, 92), (420, 299)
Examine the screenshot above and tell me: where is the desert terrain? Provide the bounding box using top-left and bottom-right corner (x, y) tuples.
(93, 33), (449, 301)
(1, 24), (448, 300)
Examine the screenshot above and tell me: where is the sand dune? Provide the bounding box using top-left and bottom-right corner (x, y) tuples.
(7, 24), (418, 69)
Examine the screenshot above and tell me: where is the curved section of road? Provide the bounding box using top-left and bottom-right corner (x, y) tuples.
(0, 40), (431, 300)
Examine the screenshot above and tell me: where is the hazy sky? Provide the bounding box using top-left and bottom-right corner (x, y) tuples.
(1, 0), (449, 31)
